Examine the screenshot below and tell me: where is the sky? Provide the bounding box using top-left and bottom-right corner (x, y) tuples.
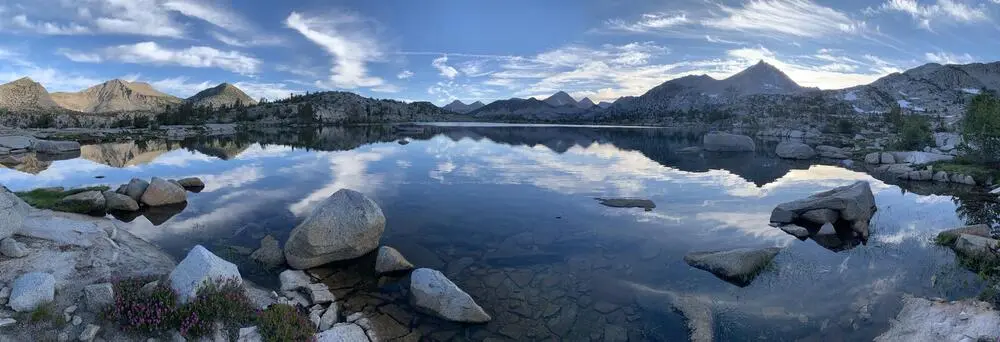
(0, 0), (999, 105)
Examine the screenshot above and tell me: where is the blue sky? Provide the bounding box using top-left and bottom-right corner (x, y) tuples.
(1, 0), (999, 105)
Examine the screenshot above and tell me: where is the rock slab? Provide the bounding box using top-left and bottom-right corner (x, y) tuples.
(375, 246), (415, 274)
(0, 188), (28, 240)
(168, 245), (242, 303)
(284, 189), (386, 269)
(84, 283), (114, 311)
(684, 247), (780, 287)
(875, 295), (1000, 342)
(315, 323), (369, 342)
(769, 181), (876, 239)
(58, 190), (106, 213)
(409, 268), (491, 323)
(8, 272), (55, 312)
(775, 141), (816, 159)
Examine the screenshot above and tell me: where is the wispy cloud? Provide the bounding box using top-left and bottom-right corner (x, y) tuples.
(432, 55), (460, 79)
(702, 0), (867, 38)
(10, 14), (89, 35)
(605, 12), (690, 33)
(396, 70), (414, 79)
(867, 0), (990, 30)
(162, 0), (247, 32)
(285, 11), (388, 90)
(61, 42), (261, 75)
(925, 51), (976, 64)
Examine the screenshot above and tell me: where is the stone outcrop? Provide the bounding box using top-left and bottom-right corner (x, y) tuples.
(769, 181), (876, 239)
(815, 145), (848, 159)
(168, 245), (242, 303)
(124, 178), (149, 201)
(703, 132), (755, 152)
(8, 272), (55, 312)
(57, 190), (106, 213)
(683, 247), (781, 287)
(409, 268), (491, 323)
(284, 189), (386, 269)
(0, 188), (28, 240)
(102, 191), (139, 211)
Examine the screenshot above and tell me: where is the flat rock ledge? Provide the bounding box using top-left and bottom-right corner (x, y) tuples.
(683, 247), (781, 287)
(875, 295), (1000, 342)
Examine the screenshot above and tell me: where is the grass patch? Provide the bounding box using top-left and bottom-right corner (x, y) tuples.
(104, 277), (305, 340)
(15, 186), (110, 213)
(258, 304), (314, 342)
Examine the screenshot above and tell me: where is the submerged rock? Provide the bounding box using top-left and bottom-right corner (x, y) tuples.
(875, 295), (1000, 342)
(684, 247), (781, 287)
(703, 132), (755, 152)
(595, 198), (655, 211)
(375, 246), (415, 274)
(775, 141), (816, 160)
(409, 268), (491, 323)
(8, 272), (55, 312)
(168, 245), (242, 303)
(140, 177), (187, 206)
(177, 177), (205, 188)
(250, 235), (285, 268)
(284, 189), (386, 269)
(769, 181), (876, 239)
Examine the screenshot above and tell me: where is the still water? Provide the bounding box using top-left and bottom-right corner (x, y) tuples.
(0, 125), (992, 341)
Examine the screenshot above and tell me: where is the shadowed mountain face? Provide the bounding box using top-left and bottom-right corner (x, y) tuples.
(186, 83), (258, 108)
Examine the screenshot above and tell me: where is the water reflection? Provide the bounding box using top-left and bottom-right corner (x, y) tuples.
(0, 124), (993, 341)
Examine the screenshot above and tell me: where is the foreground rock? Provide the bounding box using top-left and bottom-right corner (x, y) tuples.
(595, 198), (655, 211)
(409, 268), (491, 323)
(315, 323), (369, 342)
(703, 132), (755, 152)
(285, 189), (386, 269)
(875, 295), (1000, 341)
(0, 237), (28, 258)
(684, 247), (780, 287)
(769, 181), (876, 239)
(140, 177), (187, 206)
(953, 234), (999, 259)
(8, 272), (55, 312)
(775, 141), (815, 159)
(124, 178), (149, 201)
(168, 245), (242, 303)
(375, 246), (414, 274)
(0, 188), (29, 240)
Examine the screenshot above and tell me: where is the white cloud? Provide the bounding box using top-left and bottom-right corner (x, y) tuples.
(58, 49), (103, 63)
(605, 12), (689, 33)
(925, 51), (976, 64)
(10, 14), (89, 35)
(162, 0), (247, 32)
(432, 56), (460, 79)
(68, 42), (261, 75)
(209, 31), (282, 47)
(146, 77), (215, 98)
(870, 0), (989, 30)
(285, 11), (387, 89)
(703, 0), (867, 38)
(0, 67), (104, 93)
(705, 35), (743, 44)
(233, 81), (303, 101)
(93, 0), (185, 37)
(396, 70), (414, 79)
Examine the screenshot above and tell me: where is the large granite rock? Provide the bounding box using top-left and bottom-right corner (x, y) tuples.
(409, 268), (491, 323)
(124, 178), (149, 201)
(250, 235), (285, 268)
(937, 224), (991, 245)
(864, 152), (880, 164)
(0, 188), (28, 240)
(375, 246), (415, 274)
(58, 191), (106, 213)
(953, 234), (999, 258)
(284, 189), (386, 269)
(775, 141), (816, 159)
(683, 247), (780, 287)
(140, 177), (187, 207)
(769, 181), (876, 239)
(102, 191), (139, 212)
(875, 295), (1000, 342)
(8, 272), (55, 312)
(168, 245), (242, 303)
(703, 132), (755, 152)
(177, 177), (205, 188)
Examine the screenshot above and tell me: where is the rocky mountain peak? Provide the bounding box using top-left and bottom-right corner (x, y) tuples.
(0, 77), (59, 111)
(721, 60), (803, 95)
(577, 97), (596, 108)
(186, 82), (257, 108)
(544, 91), (577, 107)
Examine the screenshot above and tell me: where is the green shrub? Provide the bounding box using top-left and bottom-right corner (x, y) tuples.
(257, 304), (315, 342)
(15, 186), (111, 212)
(893, 116), (933, 150)
(961, 93), (1000, 167)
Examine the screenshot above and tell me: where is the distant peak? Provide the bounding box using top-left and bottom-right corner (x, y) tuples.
(471, 100), (485, 105)
(553, 90), (570, 96)
(10, 77), (37, 84)
(447, 99), (465, 105)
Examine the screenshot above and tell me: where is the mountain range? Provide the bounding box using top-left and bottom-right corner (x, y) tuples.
(0, 78), (258, 115)
(2, 59), (999, 126)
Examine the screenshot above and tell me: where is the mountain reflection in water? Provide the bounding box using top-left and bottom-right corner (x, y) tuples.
(0, 124), (994, 341)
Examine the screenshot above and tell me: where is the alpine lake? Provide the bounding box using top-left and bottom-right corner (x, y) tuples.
(1, 123), (995, 341)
